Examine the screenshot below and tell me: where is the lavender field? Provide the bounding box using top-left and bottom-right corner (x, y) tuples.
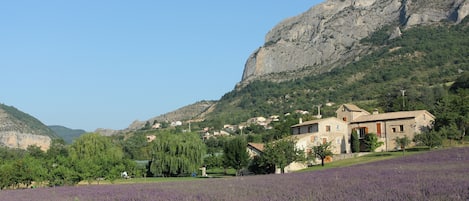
(1, 147), (469, 201)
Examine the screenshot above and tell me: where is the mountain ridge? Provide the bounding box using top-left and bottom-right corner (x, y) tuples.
(0, 103), (57, 150)
(241, 0), (469, 85)
(48, 125), (86, 144)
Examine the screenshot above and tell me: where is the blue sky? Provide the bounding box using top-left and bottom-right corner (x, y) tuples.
(0, 1), (322, 131)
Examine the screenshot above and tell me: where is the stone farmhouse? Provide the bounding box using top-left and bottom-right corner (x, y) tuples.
(292, 104), (435, 154)
(248, 103), (435, 173)
(337, 104), (435, 152)
(291, 117), (350, 155)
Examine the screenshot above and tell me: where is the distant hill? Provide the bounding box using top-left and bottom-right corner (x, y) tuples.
(0, 103), (57, 150)
(48, 125), (86, 144)
(124, 100), (216, 131)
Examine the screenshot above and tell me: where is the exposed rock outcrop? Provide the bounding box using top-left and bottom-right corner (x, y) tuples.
(0, 132), (51, 151)
(241, 0), (469, 84)
(0, 104), (55, 151)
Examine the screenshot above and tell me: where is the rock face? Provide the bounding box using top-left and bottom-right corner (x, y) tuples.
(0, 104), (55, 151)
(0, 132), (51, 151)
(241, 0), (469, 83)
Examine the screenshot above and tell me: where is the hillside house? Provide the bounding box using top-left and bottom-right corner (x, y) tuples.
(246, 104), (435, 173)
(247, 143), (264, 158)
(291, 117), (350, 155)
(337, 104), (435, 151)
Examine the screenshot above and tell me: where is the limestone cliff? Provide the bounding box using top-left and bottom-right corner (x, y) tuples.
(241, 0), (469, 84)
(0, 104), (56, 151)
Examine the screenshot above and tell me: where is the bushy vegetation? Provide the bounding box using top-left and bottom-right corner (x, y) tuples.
(1, 147), (468, 201)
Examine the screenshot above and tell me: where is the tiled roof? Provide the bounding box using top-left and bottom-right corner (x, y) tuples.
(343, 104), (364, 111)
(247, 143), (265, 152)
(291, 117), (339, 127)
(351, 110), (433, 123)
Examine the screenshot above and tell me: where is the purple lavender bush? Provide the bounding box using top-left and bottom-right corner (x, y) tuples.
(1, 147), (468, 201)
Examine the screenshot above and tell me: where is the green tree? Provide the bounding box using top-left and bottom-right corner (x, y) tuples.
(69, 133), (128, 184)
(248, 155), (275, 174)
(1, 156), (48, 188)
(150, 132), (205, 177)
(363, 133), (384, 152)
(449, 72), (469, 92)
(439, 124), (461, 146)
(351, 130), (360, 153)
(395, 135), (411, 155)
(311, 141), (333, 167)
(222, 136), (249, 176)
(26, 145), (46, 158)
(413, 130), (443, 149)
(0, 161), (15, 189)
(204, 153), (223, 169)
(433, 88), (469, 143)
(121, 133), (150, 160)
(262, 138), (303, 173)
(46, 138), (81, 186)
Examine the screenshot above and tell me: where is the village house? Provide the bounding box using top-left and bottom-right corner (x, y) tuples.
(247, 143), (264, 158)
(291, 117), (350, 155)
(337, 104), (435, 152)
(247, 103), (435, 173)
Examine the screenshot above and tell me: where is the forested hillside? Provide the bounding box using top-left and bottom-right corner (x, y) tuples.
(0, 104), (56, 138)
(202, 19), (469, 127)
(48, 125), (86, 144)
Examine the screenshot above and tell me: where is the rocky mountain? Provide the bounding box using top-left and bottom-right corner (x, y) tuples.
(48, 125), (86, 144)
(118, 0), (469, 131)
(0, 103), (57, 151)
(241, 0), (469, 85)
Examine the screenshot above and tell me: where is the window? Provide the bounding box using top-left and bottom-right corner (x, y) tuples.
(391, 125), (404, 133)
(326, 125), (331, 132)
(357, 127), (368, 139)
(336, 125), (340, 131)
(297, 127), (300, 134)
(322, 138), (327, 144)
(376, 123), (381, 137)
(342, 117), (347, 121)
(308, 126), (312, 133)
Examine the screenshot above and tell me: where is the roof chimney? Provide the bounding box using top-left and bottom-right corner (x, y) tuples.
(373, 109), (379, 115)
(299, 118), (303, 124)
